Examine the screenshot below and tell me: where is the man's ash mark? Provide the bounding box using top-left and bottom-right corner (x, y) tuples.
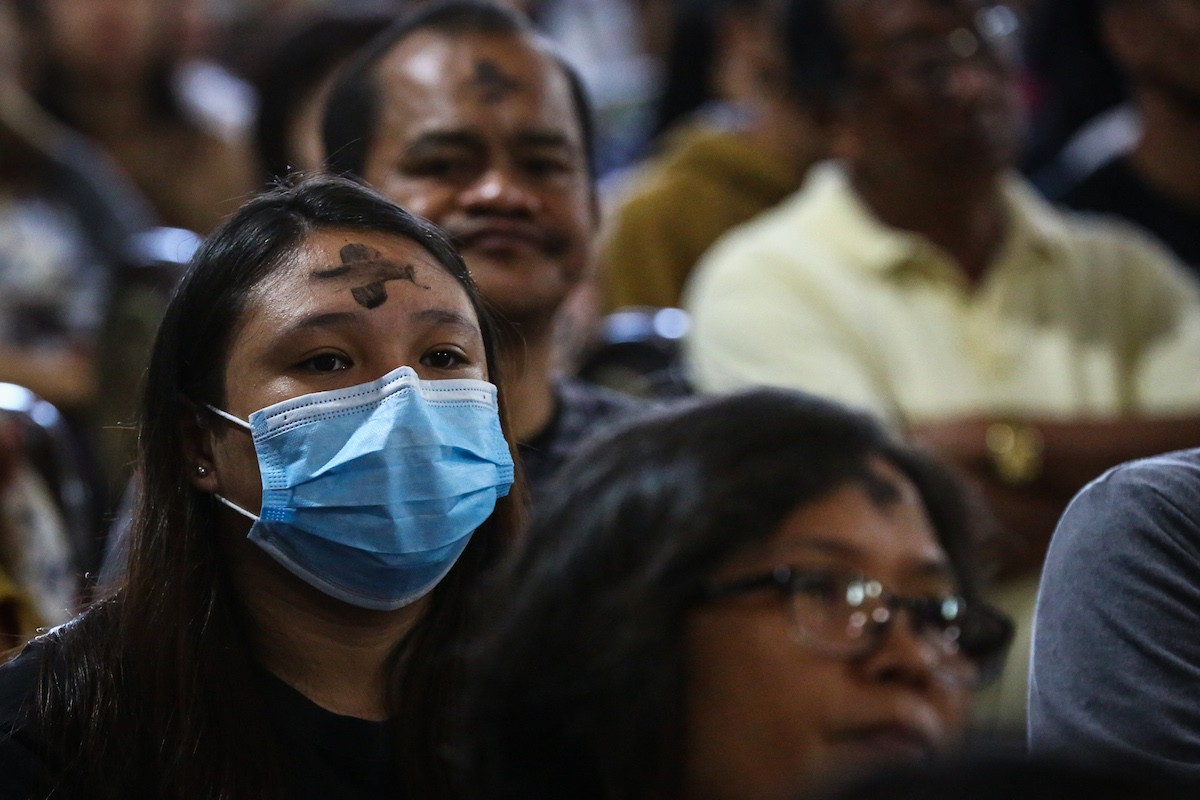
(471, 59), (522, 104)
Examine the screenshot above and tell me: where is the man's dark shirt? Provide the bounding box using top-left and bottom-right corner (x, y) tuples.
(1058, 154), (1200, 268)
(517, 378), (645, 504)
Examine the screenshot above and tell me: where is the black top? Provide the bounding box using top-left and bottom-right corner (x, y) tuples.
(0, 642), (398, 799)
(258, 666), (398, 800)
(0, 644), (42, 798)
(517, 378), (646, 504)
(1058, 154), (1200, 268)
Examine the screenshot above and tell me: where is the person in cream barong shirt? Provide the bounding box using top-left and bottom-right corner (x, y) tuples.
(686, 160), (1200, 425)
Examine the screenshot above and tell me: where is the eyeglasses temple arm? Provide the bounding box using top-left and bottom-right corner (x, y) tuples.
(700, 568), (793, 603)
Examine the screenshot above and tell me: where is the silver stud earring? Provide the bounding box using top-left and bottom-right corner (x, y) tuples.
(195, 464), (209, 477)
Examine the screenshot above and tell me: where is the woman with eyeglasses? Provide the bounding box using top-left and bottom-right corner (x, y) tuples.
(457, 388), (1012, 800)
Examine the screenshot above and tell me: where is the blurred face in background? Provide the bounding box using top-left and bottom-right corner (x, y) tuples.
(1104, 0), (1200, 109)
(40, 0), (175, 86)
(839, 0), (1022, 184)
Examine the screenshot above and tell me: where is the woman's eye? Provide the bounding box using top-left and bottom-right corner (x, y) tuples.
(300, 353), (351, 372)
(420, 348), (466, 370)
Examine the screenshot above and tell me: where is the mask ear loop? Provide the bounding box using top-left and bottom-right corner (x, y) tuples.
(213, 493), (261, 523)
(203, 404), (252, 432)
(184, 397), (260, 521)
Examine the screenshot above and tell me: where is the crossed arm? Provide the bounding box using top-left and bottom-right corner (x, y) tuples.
(911, 415), (1200, 576)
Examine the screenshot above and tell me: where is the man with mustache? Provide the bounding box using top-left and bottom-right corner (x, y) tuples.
(684, 0), (1200, 729)
(323, 0), (639, 499)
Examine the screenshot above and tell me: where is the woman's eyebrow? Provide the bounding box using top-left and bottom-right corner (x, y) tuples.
(271, 308), (479, 341)
(409, 307), (482, 335)
(771, 536), (956, 579)
(769, 537), (857, 558)
(277, 310), (361, 336)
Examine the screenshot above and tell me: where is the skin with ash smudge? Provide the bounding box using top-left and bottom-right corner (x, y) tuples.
(311, 242), (430, 309)
(360, 32), (594, 328)
(470, 58), (522, 104)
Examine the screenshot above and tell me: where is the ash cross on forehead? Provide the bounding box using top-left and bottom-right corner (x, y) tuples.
(471, 58), (523, 104)
(312, 243), (431, 309)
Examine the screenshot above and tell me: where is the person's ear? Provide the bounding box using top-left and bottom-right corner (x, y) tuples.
(180, 407), (219, 494)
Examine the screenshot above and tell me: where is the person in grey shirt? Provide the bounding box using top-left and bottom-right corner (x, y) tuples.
(1028, 447), (1200, 785)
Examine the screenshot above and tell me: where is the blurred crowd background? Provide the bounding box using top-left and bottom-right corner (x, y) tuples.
(0, 0), (1188, 747)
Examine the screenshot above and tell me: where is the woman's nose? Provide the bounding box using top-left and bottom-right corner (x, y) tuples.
(861, 607), (947, 689)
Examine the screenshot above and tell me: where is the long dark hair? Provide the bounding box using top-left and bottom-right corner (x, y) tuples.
(458, 389), (989, 800)
(25, 175), (523, 799)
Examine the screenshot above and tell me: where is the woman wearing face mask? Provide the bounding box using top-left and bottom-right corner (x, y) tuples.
(0, 176), (520, 799)
(458, 389), (1012, 800)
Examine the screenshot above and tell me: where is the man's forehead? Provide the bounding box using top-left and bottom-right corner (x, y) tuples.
(371, 29), (585, 154)
(377, 29), (569, 107)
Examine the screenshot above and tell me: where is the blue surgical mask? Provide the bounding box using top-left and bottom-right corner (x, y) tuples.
(205, 365), (514, 610)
